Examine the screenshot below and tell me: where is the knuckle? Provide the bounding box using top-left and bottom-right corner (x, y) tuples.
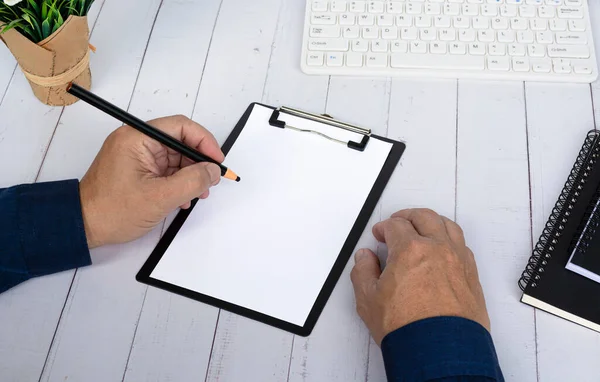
(417, 208), (440, 220)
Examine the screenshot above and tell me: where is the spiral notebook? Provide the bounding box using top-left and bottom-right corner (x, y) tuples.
(566, 196), (600, 284)
(519, 130), (600, 333)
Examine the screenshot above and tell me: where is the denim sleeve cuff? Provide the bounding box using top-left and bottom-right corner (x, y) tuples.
(381, 316), (504, 382)
(17, 180), (92, 277)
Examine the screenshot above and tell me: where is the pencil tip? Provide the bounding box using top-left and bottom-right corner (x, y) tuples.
(236, 176), (241, 182)
(66, 82), (73, 92)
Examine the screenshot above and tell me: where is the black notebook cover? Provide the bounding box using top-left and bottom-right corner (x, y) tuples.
(519, 130), (600, 332)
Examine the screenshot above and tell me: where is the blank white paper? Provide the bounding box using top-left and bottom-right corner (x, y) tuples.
(150, 105), (393, 326)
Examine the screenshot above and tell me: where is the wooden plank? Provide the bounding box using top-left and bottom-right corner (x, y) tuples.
(526, 82), (600, 382)
(118, 1), (225, 381)
(367, 79), (458, 381)
(28, 1), (164, 381)
(456, 81), (536, 381)
(0, 47), (16, 106)
(0, 3), (107, 382)
(287, 78), (390, 382)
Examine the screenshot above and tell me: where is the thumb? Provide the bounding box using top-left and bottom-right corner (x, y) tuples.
(162, 162), (221, 210)
(350, 249), (381, 303)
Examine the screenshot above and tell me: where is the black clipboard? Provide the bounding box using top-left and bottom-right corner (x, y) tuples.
(136, 103), (406, 336)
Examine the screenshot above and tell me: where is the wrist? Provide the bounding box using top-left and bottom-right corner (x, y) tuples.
(79, 180), (103, 249)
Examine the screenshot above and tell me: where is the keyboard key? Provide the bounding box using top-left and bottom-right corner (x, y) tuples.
(407, 3), (423, 14)
(459, 29), (476, 41)
(517, 30), (535, 42)
(313, 1), (328, 12)
(410, 41), (428, 53)
(310, 26), (342, 38)
(312, 13), (337, 25)
(550, 18), (568, 30)
(440, 28), (458, 40)
(536, 31), (553, 43)
(391, 41), (409, 52)
(430, 41), (448, 54)
(368, 2), (385, 13)
(553, 60), (572, 73)
(558, 7), (583, 18)
(488, 56), (510, 70)
(382, 26), (398, 39)
(421, 28), (437, 40)
(415, 15), (432, 27)
(532, 58), (552, 72)
(519, 5), (536, 17)
(509, 43), (526, 55)
(444, 3), (461, 15)
(555, 32), (587, 45)
(359, 14), (375, 25)
(397, 15), (413, 26)
(529, 18), (547, 30)
(528, 43), (546, 56)
(352, 40), (369, 52)
(449, 42), (467, 54)
(463, 4), (479, 15)
(343, 26), (360, 38)
(481, 4), (498, 16)
(512, 57), (530, 71)
(309, 38), (349, 51)
(572, 60), (593, 74)
(391, 54), (485, 69)
(363, 26), (379, 38)
(372, 40), (388, 52)
(500, 4), (518, 16)
(492, 17), (509, 29)
(469, 42), (486, 55)
(401, 27), (418, 40)
(327, 52), (344, 66)
(538, 6), (556, 18)
(564, 0), (582, 4)
(350, 1), (366, 12)
(489, 43), (507, 55)
(498, 30), (515, 42)
(454, 16), (470, 28)
(545, 0), (562, 4)
(435, 15), (452, 27)
(340, 13), (356, 25)
(473, 16), (490, 29)
(567, 19), (585, 31)
(377, 14), (395, 26)
(331, 1), (348, 12)
(366, 53), (388, 67)
(478, 29), (495, 42)
(346, 52), (364, 67)
(386, 2), (404, 14)
(426, 3), (442, 14)
(307, 52), (324, 66)
(547, 44), (590, 58)
(512, 17), (529, 30)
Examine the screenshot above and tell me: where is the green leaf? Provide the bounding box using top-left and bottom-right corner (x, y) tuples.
(41, 18), (50, 39)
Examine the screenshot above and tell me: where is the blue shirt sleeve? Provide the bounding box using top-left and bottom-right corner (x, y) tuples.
(381, 316), (505, 382)
(0, 180), (92, 294)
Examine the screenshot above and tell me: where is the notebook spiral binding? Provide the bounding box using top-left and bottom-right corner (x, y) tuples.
(519, 130), (600, 291)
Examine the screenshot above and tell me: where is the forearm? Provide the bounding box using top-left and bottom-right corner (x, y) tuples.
(381, 317), (504, 382)
(0, 180), (91, 294)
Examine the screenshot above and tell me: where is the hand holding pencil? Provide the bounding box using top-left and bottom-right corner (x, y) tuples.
(80, 115), (225, 249)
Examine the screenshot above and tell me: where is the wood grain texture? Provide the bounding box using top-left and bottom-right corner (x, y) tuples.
(526, 82), (600, 382)
(457, 81), (536, 382)
(367, 79), (458, 381)
(121, 1), (223, 381)
(287, 78), (390, 382)
(0, 3), (106, 382)
(33, 1), (163, 381)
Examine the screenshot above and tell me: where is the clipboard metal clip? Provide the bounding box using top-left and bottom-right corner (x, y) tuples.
(269, 106), (371, 152)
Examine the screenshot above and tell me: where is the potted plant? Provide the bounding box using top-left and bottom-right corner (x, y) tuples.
(0, 0), (95, 106)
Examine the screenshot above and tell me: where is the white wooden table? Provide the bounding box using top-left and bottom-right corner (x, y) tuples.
(1, 1), (600, 381)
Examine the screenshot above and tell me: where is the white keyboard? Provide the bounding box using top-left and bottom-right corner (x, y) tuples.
(301, 0), (598, 82)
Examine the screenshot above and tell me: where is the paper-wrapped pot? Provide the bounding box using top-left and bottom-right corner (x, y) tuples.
(0, 15), (91, 106)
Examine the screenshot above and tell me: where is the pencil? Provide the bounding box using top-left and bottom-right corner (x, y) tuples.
(66, 82), (240, 182)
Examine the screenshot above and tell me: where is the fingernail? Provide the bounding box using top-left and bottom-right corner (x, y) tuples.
(355, 249), (369, 263)
(207, 164), (220, 185)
